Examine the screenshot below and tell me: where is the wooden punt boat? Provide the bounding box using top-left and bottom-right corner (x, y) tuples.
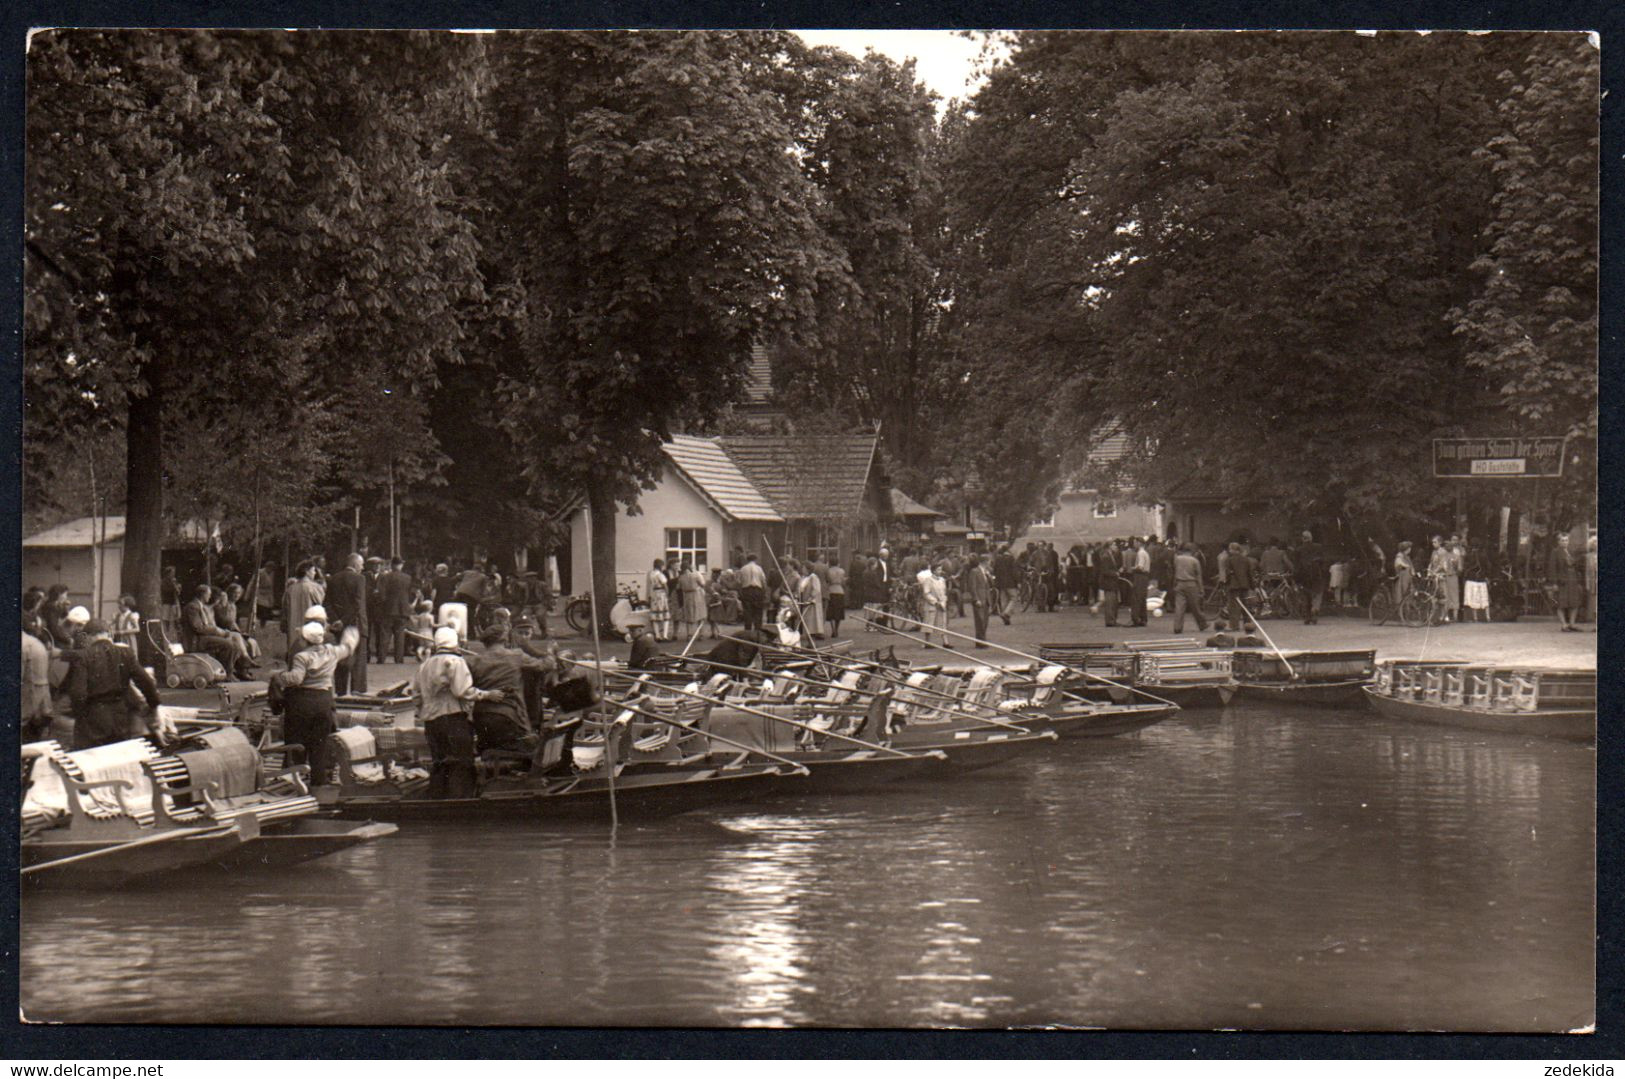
(1362, 660), (1595, 743)
(1224, 649), (1376, 708)
(1038, 640), (1236, 708)
(22, 820), (252, 888)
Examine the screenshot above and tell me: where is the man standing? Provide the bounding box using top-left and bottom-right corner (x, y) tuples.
(1129, 538), (1153, 626)
(413, 626), (505, 799)
(1293, 530), (1328, 625)
(275, 622), (361, 785)
(65, 619), (161, 750)
(1171, 543), (1210, 635)
(1225, 541), (1256, 631)
(992, 545), (1019, 626)
(468, 624), (554, 752)
(184, 585), (253, 680)
(965, 553), (993, 648)
(253, 561), (277, 630)
(282, 562), (324, 663)
(430, 563), (458, 617)
(22, 628), (55, 743)
(1098, 540), (1123, 628)
(736, 553), (768, 634)
(325, 553), (370, 696)
(379, 557), (416, 665)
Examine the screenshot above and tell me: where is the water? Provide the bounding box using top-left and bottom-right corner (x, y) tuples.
(20, 704), (1595, 1030)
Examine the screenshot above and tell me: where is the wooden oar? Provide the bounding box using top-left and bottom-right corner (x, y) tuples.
(649, 654), (1037, 734)
(21, 821), (239, 877)
(607, 696), (810, 775)
(1231, 595), (1297, 679)
(850, 610), (1178, 710)
(631, 678), (935, 761)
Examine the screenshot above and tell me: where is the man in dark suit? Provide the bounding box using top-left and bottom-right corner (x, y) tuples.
(183, 585), (253, 680)
(991, 546), (1018, 626)
(379, 557), (416, 664)
(365, 556), (388, 664)
(965, 553), (993, 648)
(325, 553), (370, 695)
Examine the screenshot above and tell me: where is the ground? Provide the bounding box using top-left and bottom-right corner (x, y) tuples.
(311, 603), (1598, 692)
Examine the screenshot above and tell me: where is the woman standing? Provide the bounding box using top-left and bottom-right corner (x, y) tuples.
(1428, 535), (1458, 623)
(647, 559), (672, 641)
(826, 560), (847, 639)
(677, 561), (707, 642)
(798, 562), (825, 639)
(1585, 533), (1598, 629)
(1393, 541), (1416, 607)
(1549, 532), (1584, 632)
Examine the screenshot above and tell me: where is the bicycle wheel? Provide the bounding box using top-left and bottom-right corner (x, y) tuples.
(1368, 590), (1394, 625)
(1399, 594), (1430, 628)
(564, 597), (592, 634)
(1019, 581), (1035, 612)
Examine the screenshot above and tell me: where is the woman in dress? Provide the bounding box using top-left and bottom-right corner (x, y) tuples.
(1427, 535), (1457, 623)
(826, 561), (847, 639)
(1549, 531), (1584, 632)
(1393, 541), (1416, 608)
(775, 592), (804, 649)
(798, 563), (825, 639)
(646, 559), (672, 641)
(678, 561), (707, 642)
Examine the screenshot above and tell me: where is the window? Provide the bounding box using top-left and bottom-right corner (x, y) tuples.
(664, 528), (708, 572)
(807, 523), (841, 565)
(1093, 498), (1118, 519)
(1030, 510), (1056, 528)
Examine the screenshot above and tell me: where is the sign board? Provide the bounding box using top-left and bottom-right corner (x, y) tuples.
(1433, 437), (1567, 478)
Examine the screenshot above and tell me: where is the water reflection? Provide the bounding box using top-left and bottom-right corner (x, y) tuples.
(20, 704), (1593, 1030)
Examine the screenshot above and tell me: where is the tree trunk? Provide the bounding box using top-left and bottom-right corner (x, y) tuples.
(588, 482), (618, 630)
(122, 377), (164, 635)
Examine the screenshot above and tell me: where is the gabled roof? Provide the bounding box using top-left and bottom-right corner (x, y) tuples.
(663, 435), (784, 523)
(23, 516), (216, 549)
(888, 488), (945, 519)
(717, 432), (880, 520)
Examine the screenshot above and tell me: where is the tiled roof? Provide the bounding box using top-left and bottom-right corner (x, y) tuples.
(743, 342), (775, 406)
(717, 432), (880, 520)
(1087, 428), (1131, 465)
(24, 516), (127, 547)
(888, 488), (945, 518)
(663, 435), (784, 523)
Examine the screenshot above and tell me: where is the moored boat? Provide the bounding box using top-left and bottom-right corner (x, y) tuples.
(1362, 660), (1595, 743)
(1225, 649), (1376, 708)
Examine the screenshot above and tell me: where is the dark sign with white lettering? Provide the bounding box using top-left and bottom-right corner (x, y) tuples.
(1433, 437), (1567, 478)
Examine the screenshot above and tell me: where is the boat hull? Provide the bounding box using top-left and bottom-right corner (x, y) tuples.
(200, 819), (400, 870)
(902, 731), (1058, 775)
(1138, 683), (1233, 709)
(1225, 680), (1369, 708)
(779, 751), (941, 792)
(1362, 687), (1596, 743)
(1042, 703), (1178, 738)
(326, 765), (790, 822)
(21, 827), (246, 889)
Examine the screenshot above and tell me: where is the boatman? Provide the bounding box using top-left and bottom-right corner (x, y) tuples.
(273, 621), (361, 786)
(64, 619), (162, 750)
(413, 626), (506, 799)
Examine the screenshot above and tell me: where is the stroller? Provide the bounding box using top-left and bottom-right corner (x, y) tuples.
(145, 618), (228, 690)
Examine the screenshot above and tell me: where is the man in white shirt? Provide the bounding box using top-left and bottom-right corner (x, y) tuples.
(919, 563), (949, 647)
(736, 554), (769, 634)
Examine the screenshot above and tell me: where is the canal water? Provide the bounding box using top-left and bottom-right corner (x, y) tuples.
(20, 703), (1594, 1030)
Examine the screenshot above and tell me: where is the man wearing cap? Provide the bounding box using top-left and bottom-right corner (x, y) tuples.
(64, 619), (162, 750)
(413, 626), (505, 799)
(62, 605), (91, 650)
(326, 553), (370, 695)
(379, 557), (416, 665)
(468, 624), (555, 753)
(274, 621), (362, 786)
(364, 556), (388, 664)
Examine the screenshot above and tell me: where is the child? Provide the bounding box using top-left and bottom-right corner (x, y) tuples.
(114, 594), (141, 653)
(411, 600), (435, 662)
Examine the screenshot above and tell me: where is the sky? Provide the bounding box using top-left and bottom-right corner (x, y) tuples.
(791, 30), (988, 104)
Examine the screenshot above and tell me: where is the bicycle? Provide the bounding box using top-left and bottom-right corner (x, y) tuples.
(1259, 575), (1302, 620)
(1399, 574), (1446, 628)
(1018, 568), (1051, 612)
(1368, 577), (1397, 625)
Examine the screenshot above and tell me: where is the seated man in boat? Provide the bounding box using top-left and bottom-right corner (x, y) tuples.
(64, 619), (163, 750)
(467, 624), (554, 754)
(413, 626), (507, 798)
(1205, 621), (1238, 649)
(696, 626), (768, 678)
(628, 623), (678, 672)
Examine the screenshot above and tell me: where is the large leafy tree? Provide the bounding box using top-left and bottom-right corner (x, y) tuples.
(482, 31), (830, 614)
(944, 31), (1589, 534)
(26, 30), (484, 616)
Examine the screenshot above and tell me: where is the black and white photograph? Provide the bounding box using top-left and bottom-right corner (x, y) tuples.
(17, 26), (1599, 1032)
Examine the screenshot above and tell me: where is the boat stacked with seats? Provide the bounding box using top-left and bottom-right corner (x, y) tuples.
(1363, 660), (1596, 742)
(21, 727), (396, 888)
(1227, 648), (1376, 707)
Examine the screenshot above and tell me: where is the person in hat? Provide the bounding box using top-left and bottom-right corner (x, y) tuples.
(64, 618), (162, 750)
(273, 621), (361, 785)
(413, 626), (505, 799)
(468, 624), (554, 754)
(63, 605), (91, 650)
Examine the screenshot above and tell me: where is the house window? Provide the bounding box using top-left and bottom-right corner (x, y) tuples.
(665, 528), (708, 572)
(807, 523), (841, 565)
(1031, 510), (1056, 528)
(1093, 499), (1118, 518)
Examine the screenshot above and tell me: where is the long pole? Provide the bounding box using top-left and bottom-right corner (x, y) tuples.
(850, 609), (1177, 709)
(763, 537), (826, 663)
(659, 647), (1036, 732)
(1232, 595), (1296, 679)
(582, 506), (616, 830)
(637, 678), (930, 760)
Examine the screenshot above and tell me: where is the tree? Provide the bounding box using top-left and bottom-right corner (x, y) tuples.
(482, 31), (831, 616)
(944, 31), (1568, 532)
(1450, 35), (1599, 512)
(26, 31), (485, 616)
